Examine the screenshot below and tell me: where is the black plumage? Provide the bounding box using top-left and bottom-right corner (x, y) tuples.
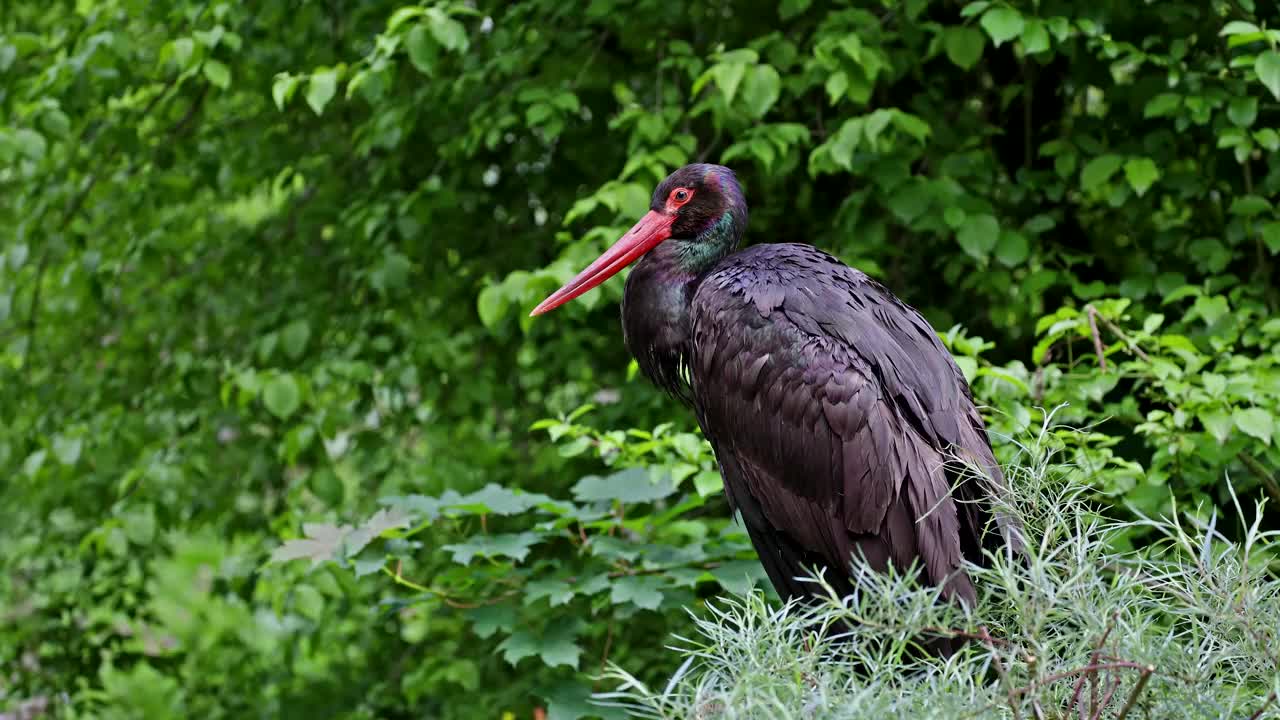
(533, 164), (1022, 650)
(687, 243), (1020, 608)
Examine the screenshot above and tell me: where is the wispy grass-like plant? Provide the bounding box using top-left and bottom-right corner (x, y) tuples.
(597, 415), (1280, 719)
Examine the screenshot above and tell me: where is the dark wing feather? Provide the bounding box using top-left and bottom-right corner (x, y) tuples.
(690, 243), (1020, 608)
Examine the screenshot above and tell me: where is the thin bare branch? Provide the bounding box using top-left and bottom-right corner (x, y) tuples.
(1085, 305), (1107, 373)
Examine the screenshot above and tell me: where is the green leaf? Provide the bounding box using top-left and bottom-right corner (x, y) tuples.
(1192, 295), (1229, 326)
(306, 70), (338, 116)
(344, 508), (409, 557)
(741, 64), (781, 118)
(1024, 215), (1055, 235)
(121, 505), (157, 544)
(891, 111), (931, 143)
(170, 37), (195, 68)
(711, 560), (767, 595)
(202, 59), (231, 89)
(476, 284), (507, 329)
(824, 71), (848, 103)
(1122, 157), (1160, 196)
(467, 605), (516, 639)
(1220, 20), (1260, 35)
(263, 374), (302, 418)
(551, 92), (580, 113)
(719, 48), (760, 66)
(611, 575), (665, 610)
(571, 467), (676, 504)
(52, 435), (83, 466)
(405, 24), (436, 75)
(194, 26), (225, 48)
(386, 6), (426, 31)
(693, 469), (722, 497)
(994, 230), (1029, 266)
(271, 74), (300, 110)
(779, 0), (811, 20)
(0, 41), (15, 72)
(883, 181), (929, 223)
(270, 522), (347, 566)
(23, 449), (46, 478)
(980, 7), (1024, 47)
(380, 491), (457, 521)
(496, 630), (539, 665)
(13, 129), (46, 161)
(9, 243), (30, 269)
(455, 484), (550, 515)
(956, 213), (1000, 262)
(1021, 18), (1050, 53)
(1199, 410), (1233, 445)
(1233, 408), (1273, 445)
(1255, 50), (1280, 100)
(864, 109), (893, 143)
(443, 532), (540, 564)
(943, 26), (985, 70)
(712, 62), (746, 104)
(498, 625), (580, 668)
(1256, 128), (1280, 152)
(1229, 195), (1272, 216)
(293, 584), (324, 621)
(525, 103), (553, 126)
(525, 578), (575, 607)
(280, 320), (310, 359)
(1260, 221), (1280, 255)
(41, 109), (70, 138)
(1202, 373), (1226, 397)
(428, 10), (469, 52)
(819, 116), (865, 171)
(538, 624), (582, 669)
(1227, 96), (1258, 127)
(1143, 93), (1181, 118)
(1081, 154), (1123, 191)
(541, 681), (627, 720)
(371, 250), (412, 293)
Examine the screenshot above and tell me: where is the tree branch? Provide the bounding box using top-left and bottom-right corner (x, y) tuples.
(1088, 678), (1122, 720)
(1114, 665), (1155, 720)
(1249, 690), (1276, 720)
(1237, 452), (1280, 508)
(1093, 311), (1152, 362)
(1085, 305), (1107, 372)
(169, 84), (210, 137)
(25, 252), (50, 361)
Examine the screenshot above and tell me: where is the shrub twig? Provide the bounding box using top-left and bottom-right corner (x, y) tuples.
(1084, 305), (1107, 372)
(1114, 664), (1155, 720)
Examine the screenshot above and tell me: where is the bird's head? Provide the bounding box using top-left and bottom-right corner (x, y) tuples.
(531, 163), (747, 316)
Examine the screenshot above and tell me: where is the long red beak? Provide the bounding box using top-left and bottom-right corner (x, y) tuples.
(530, 210), (673, 316)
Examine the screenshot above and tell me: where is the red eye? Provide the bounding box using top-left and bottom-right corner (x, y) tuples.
(671, 188), (692, 205)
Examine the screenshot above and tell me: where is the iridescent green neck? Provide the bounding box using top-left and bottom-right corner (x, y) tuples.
(670, 211), (742, 275)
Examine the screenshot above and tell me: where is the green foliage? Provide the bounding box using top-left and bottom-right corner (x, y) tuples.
(2, 0), (1279, 717)
(267, 411), (764, 700)
(601, 429), (1280, 719)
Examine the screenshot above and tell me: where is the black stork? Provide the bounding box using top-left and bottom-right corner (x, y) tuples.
(532, 164), (1021, 645)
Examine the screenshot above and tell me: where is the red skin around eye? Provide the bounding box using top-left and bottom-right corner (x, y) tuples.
(667, 187), (693, 211)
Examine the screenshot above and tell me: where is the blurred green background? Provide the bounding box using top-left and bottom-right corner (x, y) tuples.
(2, 0), (1278, 717)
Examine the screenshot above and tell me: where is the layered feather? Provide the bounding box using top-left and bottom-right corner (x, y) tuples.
(686, 243), (1021, 611)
